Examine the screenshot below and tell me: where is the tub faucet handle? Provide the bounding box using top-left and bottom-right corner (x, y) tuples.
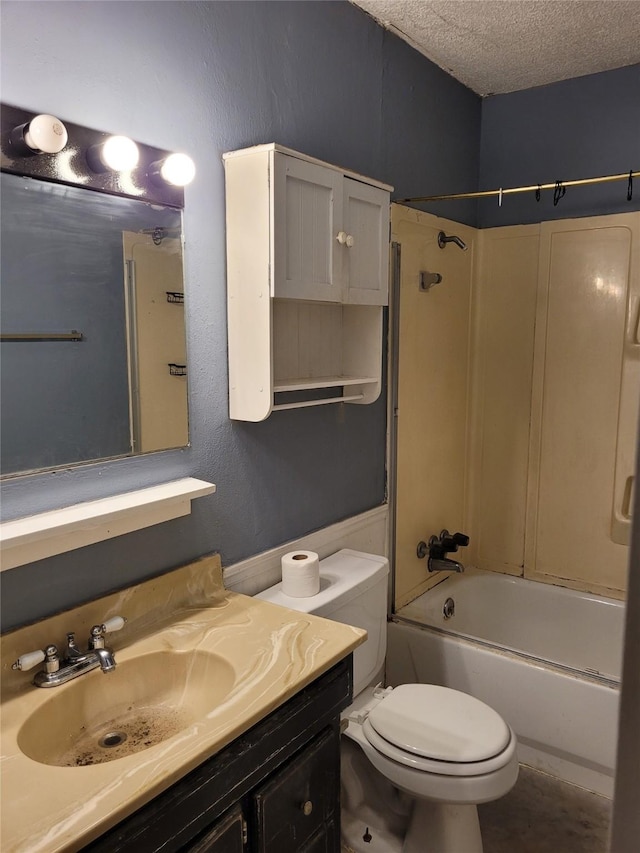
(417, 531), (470, 562)
(440, 530), (469, 552)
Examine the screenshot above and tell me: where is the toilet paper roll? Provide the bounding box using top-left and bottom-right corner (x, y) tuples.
(281, 550), (320, 597)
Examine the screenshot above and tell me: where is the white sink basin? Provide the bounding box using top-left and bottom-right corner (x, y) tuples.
(18, 650), (236, 766)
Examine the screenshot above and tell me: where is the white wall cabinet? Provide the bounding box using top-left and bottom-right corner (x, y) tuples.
(224, 144), (391, 421)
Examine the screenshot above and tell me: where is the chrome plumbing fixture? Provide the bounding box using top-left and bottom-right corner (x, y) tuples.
(419, 270), (443, 292)
(416, 529), (469, 573)
(443, 598), (455, 619)
(11, 616), (126, 688)
(437, 231), (468, 251)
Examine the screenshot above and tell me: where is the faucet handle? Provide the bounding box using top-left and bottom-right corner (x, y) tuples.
(103, 616), (126, 633)
(439, 530), (470, 552)
(12, 649), (46, 671)
(12, 644), (59, 672)
(89, 616), (126, 649)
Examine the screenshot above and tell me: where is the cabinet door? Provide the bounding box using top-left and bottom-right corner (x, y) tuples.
(187, 805), (245, 853)
(273, 154), (343, 302)
(343, 178), (389, 305)
(298, 822), (336, 853)
(252, 728), (340, 853)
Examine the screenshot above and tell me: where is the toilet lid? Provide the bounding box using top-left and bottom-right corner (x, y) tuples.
(367, 684), (511, 763)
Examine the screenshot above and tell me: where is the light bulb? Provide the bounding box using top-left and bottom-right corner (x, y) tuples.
(22, 114), (68, 153)
(87, 135), (139, 173)
(159, 153), (196, 187)
(101, 136), (139, 171)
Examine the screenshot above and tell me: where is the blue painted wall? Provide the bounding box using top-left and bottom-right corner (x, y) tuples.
(478, 64), (640, 227)
(0, 1), (481, 631)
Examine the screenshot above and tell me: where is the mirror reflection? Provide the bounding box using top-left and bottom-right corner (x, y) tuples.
(0, 172), (189, 477)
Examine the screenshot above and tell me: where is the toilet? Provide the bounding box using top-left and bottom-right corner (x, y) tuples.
(257, 549), (518, 853)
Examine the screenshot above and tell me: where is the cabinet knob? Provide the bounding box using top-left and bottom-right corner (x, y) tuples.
(302, 800), (313, 816)
(336, 231), (348, 245)
(345, 235), (355, 248)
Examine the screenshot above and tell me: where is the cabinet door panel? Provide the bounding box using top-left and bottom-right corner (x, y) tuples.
(299, 822), (336, 853)
(344, 178), (389, 305)
(253, 728), (339, 853)
(274, 154), (343, 302)
(186, 805), (244, 853)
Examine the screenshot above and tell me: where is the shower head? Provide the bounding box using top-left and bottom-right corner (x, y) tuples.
(140, 225), (182, 245)
(437, 231), (468, 251)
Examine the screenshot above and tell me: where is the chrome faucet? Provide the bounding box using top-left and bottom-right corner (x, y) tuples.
(416, 529), (469, 573)
(90, 647), (117, 674)
(428, 556), (465, 573)
(12, 616), (125, 687)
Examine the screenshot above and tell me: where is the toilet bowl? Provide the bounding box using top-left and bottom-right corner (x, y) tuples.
(342, 683), (518, 852)
(257, 549), (518, 853)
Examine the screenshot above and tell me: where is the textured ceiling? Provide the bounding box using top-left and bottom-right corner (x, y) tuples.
(351, 0), (640, 95)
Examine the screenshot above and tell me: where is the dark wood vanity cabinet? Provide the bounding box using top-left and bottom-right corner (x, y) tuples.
(252, 727), (339, 853)
(187, 806), (245, 853)
(82, 657), (351, 853)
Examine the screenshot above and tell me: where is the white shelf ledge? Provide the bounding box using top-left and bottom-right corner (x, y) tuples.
(0, 478), (216, 572)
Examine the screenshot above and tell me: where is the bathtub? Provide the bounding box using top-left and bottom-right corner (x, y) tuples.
(386, 569), (625, 797)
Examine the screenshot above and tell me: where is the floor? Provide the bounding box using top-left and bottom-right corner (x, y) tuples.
(341, 764), (612, 853)
(478, 765), (612, 853)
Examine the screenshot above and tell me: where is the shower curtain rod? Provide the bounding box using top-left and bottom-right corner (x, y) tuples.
(396, 169), (638, 204)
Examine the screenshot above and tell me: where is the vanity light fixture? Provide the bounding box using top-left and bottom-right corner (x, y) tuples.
(3, 103), (187, 207)
(150, 152), (196, 187)
(9, 113), (68, 155)
(87, 135), (140, 172)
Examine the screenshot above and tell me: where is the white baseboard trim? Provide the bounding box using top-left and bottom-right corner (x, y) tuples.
(224, 504), (389, 596)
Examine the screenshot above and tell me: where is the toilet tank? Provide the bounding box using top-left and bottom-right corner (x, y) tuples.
(256, 549), (389, 697)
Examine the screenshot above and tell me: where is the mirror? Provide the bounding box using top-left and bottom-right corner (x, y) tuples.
(0, 172), (189, 477)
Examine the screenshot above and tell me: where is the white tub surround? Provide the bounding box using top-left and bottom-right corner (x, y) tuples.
(0, 554), (365, 852)
(391, 209), (638, 607)
(388, 569), (624, 797)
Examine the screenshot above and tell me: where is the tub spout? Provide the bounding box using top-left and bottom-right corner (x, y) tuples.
(417, 529), (470, 573)
(428, 557), (464, 573)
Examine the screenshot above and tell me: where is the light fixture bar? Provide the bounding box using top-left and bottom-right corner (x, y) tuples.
(1, 103), (188, 209)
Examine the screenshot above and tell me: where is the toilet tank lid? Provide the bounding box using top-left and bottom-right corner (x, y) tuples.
(255, 549), (389, 616)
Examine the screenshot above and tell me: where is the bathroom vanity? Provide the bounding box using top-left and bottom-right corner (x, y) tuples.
(85, 658), (350, 852)
(0, 555), (365, 852)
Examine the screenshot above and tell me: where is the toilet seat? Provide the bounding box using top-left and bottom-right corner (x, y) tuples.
(362, 717), (516, 777)
(350, 683), (515, 777)
(368, 684), (511, 760)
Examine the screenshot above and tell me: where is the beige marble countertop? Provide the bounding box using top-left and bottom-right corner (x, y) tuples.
(0, 555), (365, 852)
